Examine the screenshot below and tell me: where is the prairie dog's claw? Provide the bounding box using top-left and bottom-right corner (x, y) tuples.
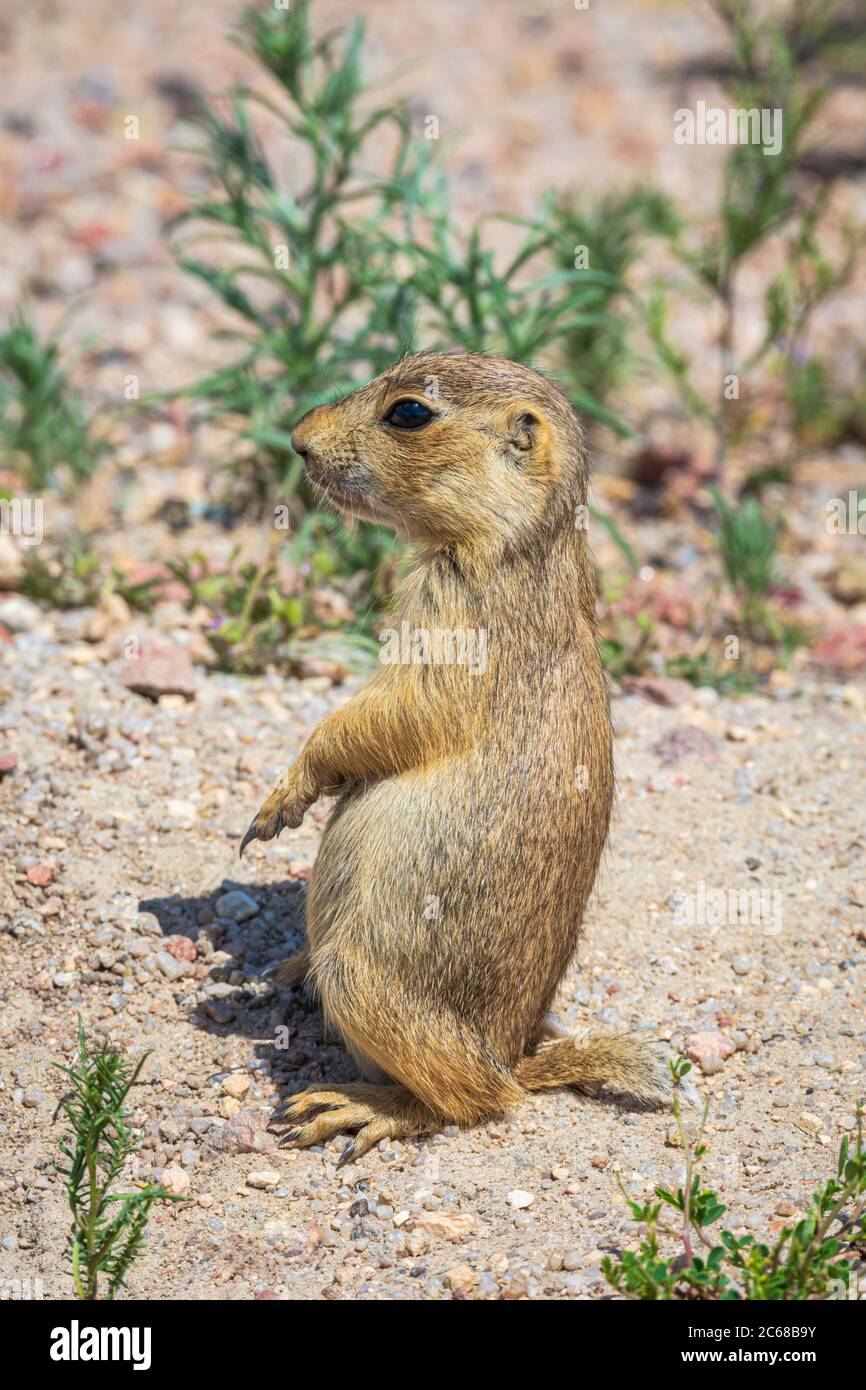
(238, 819), (262, 858)
(238, 781), (310, 858)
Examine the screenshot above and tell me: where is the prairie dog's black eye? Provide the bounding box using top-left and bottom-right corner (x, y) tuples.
(384, 399), (434, 430)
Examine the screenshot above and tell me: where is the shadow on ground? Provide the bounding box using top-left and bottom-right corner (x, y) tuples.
(139, 877), (360, 1105)
(138, 878), (650, 1139)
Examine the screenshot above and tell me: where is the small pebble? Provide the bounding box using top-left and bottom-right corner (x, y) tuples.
(246, 1169), (281, 1190)
(507, 1189), (535, 1210)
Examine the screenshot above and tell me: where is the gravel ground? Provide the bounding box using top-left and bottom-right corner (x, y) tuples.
(1, 0), (865, 1302)
(1, 606), (864, 1300)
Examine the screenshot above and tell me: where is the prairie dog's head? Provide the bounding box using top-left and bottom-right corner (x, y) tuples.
(291, 353), (587, 552)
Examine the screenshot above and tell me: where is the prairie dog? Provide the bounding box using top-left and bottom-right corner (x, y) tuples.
(241, 352), (673, 1162)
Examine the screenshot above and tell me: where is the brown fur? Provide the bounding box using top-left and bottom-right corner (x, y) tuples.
(242, 352), (673, 1162)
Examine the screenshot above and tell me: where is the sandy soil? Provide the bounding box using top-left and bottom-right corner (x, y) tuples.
(1, 0), (865, 1301)
(1, 616), (864, 1299)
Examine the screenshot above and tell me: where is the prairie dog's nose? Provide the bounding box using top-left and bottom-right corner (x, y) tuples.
(292, 406), (328, 460)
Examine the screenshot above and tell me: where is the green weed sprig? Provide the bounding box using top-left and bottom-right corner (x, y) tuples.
(646, 0), (865, 477)
(54, 1018), (188, 1301)
(174, 1), (657, 497)
(0, 310), (103, 491)
(603, 1058), (866, 1300)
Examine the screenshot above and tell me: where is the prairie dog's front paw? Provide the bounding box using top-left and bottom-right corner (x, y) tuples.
(239, 780), (311, 856)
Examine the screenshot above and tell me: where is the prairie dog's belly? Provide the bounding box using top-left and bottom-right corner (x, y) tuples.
(306, 735), (611, 1019)
(307, 763), (483, 955)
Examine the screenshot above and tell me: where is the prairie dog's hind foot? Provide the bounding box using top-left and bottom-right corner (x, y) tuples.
(271, 1082), (437, 1166)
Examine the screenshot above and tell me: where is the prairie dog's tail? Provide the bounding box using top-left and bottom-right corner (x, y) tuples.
(516, 1031), (683, 1107)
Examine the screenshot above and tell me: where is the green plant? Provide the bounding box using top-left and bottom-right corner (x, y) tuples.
(768, 199), (864, 441)
(387, 192), (637, 436)
(176, 2), (646, 502)
(603, 1059), (866, 1300)
(589, 504), (640, 576)
(172, 0), (429, 503)
(166, 535), (380, 676)
(172, 0), (650, 630)
(708, 483), (803, 642)
(550, 186), (681, 414)
(709, 483), (779, 603)
(19, 538), (159, 611)
(783, 352), (866, 448)
(0, 309), (104, 491)
(665, 645), (758, 694)
(54, 1018), (187, 1300)
(786, 355), (837, 442)
(599, 609), (656, 680)
(646, 0), (865, 476)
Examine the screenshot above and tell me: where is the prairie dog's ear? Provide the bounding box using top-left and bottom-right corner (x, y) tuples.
(504, 400), (555, 471)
